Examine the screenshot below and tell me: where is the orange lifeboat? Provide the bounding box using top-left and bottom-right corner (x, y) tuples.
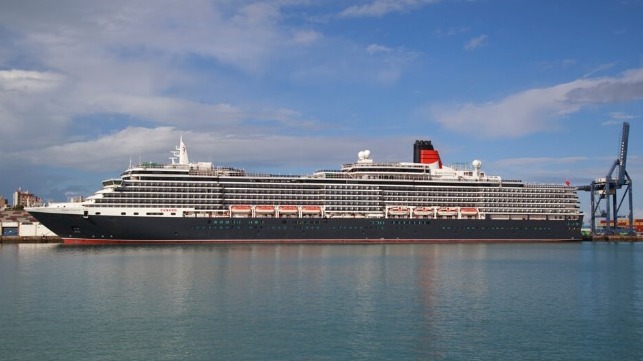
(255, 205), (276, 214)
(230, 205), (252, 214)
(388, 206), (410, 216)
(437, 207), (458, 217)
(301, 205), (322, 214)
(460, 207), (479, 216)
(413, 207), (433, 216)
(278, 205), (299, 215)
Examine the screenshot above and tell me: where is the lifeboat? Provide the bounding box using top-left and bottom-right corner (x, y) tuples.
(255, 205), (276, 214)
(230, 205), (252, 214)
(413, 207), (433, 216)
(301, 205), (322, 214)
(437, 207), (458, 217)
(460, 207), (479, 217)
(278, 205), (299, 215)
(388, 206), (410, 216)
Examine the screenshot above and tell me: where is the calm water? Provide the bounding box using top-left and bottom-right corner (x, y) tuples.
(1, 242), (642, 361)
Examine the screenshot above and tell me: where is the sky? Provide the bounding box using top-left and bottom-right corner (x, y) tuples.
(1, 0), (642, 221)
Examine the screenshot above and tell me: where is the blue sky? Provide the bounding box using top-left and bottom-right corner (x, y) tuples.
(1, 0), (642, 220)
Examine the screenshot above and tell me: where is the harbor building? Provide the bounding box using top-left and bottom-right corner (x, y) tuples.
(13, 188), (43, 208)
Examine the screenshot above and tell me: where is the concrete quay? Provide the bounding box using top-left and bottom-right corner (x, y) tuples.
(0, 236), (62, 244)
(584, 234), (643, 242)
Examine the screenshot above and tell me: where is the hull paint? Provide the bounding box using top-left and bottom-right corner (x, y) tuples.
(32, 211), (582, 244)
(61, 237), (575, 245)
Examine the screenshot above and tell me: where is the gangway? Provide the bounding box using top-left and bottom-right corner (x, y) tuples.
(578, 122), (634, 235)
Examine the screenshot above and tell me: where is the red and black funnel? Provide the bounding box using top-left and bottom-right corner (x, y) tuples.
(413, 140), (442, 168)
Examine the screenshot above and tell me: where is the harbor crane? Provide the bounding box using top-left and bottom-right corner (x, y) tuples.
(578, 122), (634, 235)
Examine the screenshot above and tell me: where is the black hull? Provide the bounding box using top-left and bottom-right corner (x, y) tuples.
(29, 211), (583, 243)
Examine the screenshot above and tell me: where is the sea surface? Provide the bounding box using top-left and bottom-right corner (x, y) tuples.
(1, 242), (642, 361)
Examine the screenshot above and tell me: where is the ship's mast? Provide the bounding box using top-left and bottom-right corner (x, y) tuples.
(170, 134), (190, 165)
(178, 135), (189, 165)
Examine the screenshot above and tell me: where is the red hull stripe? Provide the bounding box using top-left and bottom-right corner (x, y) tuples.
(62, 238), (570, 245)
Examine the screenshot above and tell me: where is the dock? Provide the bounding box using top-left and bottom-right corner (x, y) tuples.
(1, 209), (58, 242)
(583, 234), (643, 242)
(1, 236), (62, 244)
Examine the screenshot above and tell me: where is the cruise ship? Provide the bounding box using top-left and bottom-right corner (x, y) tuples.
(27, 137), (583, 244)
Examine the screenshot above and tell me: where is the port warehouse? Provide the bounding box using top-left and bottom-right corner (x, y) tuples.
(0, 210), (55, 237)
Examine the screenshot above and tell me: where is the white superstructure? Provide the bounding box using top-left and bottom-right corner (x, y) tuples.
(68, 137), (581, 222)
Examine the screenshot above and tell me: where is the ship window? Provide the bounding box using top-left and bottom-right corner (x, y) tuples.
(95, 212), (101, 215)
(121, 212), (126, 215)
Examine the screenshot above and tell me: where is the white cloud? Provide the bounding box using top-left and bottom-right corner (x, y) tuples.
(340, 0), (440, 18)
(6, 125), (395, 174)
(365, 44), (421, 84)
(14, 127), (178, 171)
(0, 69), (75, 146)
(0, 0), (287, 75)
(0, 2), (333, 149)
(366, 44), (392, 54)
(608, 112), (637, 120)
(292, 30), (322, 45)
(428, 67), (643, 138)
(464, 34), (488, 50)
(286, 38), (421, 86)
(567, 67), (643, 103)
(0, 70), (66, 93)
(538, 59), (577, 70)
(601, 112), (638, 126)
(434, 26), (469, 37)
(0, 1), (422, 152)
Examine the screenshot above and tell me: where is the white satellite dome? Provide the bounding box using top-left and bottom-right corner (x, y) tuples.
(358, 150), (371, 160)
